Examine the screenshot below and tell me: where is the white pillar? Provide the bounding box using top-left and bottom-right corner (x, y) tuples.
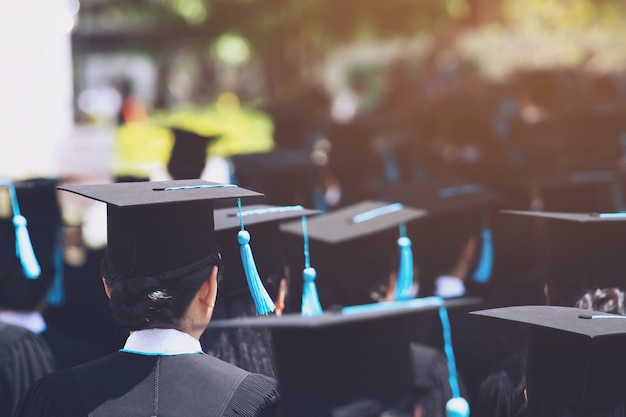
(0, 0), (75, 179)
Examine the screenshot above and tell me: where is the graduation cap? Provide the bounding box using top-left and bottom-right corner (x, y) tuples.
(522, 169), (626, 213)
(229, 149), (321, 207)
(0, 178), (63, 310)
(212, 204), (321, 314)
(280, 200), (427, 310)
(56, 179), (264, 298)
(501, 210), (626, 306)
(470, 305), (626, 412)
(372, 177), (499, 293)
(201, 204), (321, 375)
(209, 296), (479, 417)
(167, 127), (220, 180)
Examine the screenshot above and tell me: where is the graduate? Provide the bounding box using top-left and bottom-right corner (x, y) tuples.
(471, 305), (626, 417)
(13, 179), (280, 417)
(0, 179), (59, 417)
(471, 210), (626, 417)
(201, 203), (319, 377)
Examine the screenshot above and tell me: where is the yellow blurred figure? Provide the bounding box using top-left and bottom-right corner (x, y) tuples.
(113, 94), (275, 180)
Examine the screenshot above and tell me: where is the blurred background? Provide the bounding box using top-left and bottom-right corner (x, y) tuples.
(6, 0), (626, 276)
(5, 0), (626, 193)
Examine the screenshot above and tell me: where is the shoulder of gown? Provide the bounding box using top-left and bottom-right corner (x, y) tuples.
(0, 323), (56, 417)
(224, 371), (281, 417)
(12, 368), (80, 417)
(14, 352), (281, 417)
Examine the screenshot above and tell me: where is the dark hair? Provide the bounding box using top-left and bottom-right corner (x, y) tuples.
(472, 371), (527, 417)
(0, 263), (56, 311)
(574, 287), (625, 316)
(101, 252), (222, 331)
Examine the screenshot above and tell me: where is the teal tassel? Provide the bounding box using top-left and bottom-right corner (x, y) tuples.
(236, 199), (275, 315)
(46, 227), (65, 306)
(302, 267), (322, 316)
(473, 211), (493, 284)
(238, 230), (276, 315)
(301, 215), (322, 316)
(8, 184), (40, 279)
(13, 215), (41, 279)
(394, 224), (413, 300)
(438, 299), (470, 417)
(381, 146), (400, 184)
(446, 398), (470, 417)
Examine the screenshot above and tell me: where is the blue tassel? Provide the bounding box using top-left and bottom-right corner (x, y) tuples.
(446, 398), (470, 417)
(13, 215), (41, 279)
(300, 215), (322, 316)
(236, 199), (275, 315)
(46, 227), (65, 306)
(238, 230), (276, 315)
(438, 300), (470, 417)
(381, 147), (400, 184)
(394, 224), (413, 300)
(473, 228), (493, 284)
(8, 184), (40, 279)
(302, 267), (322, 317)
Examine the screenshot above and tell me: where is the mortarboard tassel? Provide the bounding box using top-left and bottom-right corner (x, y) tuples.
(46, 227), (65, 305)
(438, 298), (470, 417)
(352, 202), (412, 300)
(237, 198), (276, 315)
(8, 183), (41, 279)
(301, 215), (322, 317)
(394, 223), (413, 300)
(380, 145), (401, 184)
(472, 210), (493, 284)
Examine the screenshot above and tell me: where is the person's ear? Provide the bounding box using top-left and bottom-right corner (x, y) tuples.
(102, 277), (112, 299)
(198, 266), (219, 308)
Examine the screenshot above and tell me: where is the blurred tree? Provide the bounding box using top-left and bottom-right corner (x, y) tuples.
(73, 0), (496, 101)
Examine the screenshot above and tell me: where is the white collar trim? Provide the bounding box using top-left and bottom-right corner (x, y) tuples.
(121, 328), (203, 356)
(0, 311), (46, 334)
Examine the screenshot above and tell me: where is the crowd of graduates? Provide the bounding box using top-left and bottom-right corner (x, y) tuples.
(2, 61), (626, 417)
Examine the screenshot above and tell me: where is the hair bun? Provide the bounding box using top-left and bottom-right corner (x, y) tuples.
(110, 276), (174, 330)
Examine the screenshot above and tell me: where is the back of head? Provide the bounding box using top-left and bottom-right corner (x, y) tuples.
(0, 178), (62, 311)
(101, 251), (222, 331)
(101, 198), (223, 331)
(472, 371), (526, 417)
(574, 287), (625, 316)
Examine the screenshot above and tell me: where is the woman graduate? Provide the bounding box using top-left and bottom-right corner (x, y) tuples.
(13, 180), (280, 417)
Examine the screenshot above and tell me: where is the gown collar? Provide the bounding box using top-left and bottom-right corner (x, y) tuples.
(0, 311), (46, 334)
(121, 328), (203, 356)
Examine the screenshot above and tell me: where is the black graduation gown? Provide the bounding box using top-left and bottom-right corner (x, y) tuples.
(13, 351), (280, 417)
(40, 326), (107, 369)
(0, 322), (56, 417)
(202, 294), (277, 378)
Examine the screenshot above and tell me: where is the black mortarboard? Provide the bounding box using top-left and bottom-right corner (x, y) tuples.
(167, 127), (219, 180)
(372, 177), (499, 293)
(57, 180), (261, 279)
(209, 296), (479, 417)
(229, 149), (321, 207)
(280, 200), (427, 309)
(501, 210), (626, 305)
(522, 169), (626, 212)
(470, 305), (626, 412)
(0, 178), (63, 310)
